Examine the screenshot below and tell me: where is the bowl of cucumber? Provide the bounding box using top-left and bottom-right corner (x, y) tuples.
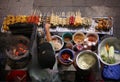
(98, 37), (120, 65)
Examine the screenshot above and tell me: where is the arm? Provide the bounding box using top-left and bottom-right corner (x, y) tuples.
(45, 23), (52, 42)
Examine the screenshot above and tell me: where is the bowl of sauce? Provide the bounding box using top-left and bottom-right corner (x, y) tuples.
(86, 33), (99, 46)
(73, 31), (86, 44)
(98, 37), (120, 65)
(58, 49), (75, 65)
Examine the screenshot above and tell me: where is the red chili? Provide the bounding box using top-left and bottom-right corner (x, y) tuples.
(69, 16), (75, 25)
(61, 53), (70, 60)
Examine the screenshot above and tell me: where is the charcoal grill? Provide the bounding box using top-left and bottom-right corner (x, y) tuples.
(5, 23), (37, 69)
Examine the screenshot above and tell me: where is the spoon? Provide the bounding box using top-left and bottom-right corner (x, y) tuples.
(68, 57), (73, 62)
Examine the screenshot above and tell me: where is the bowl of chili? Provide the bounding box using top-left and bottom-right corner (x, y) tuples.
(58, 49), (75, 65)
(86, 33), (99, 46)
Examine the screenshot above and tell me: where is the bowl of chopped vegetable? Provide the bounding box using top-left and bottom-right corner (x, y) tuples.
(98, 37), (120, 65)
(76, 50), (98, 70)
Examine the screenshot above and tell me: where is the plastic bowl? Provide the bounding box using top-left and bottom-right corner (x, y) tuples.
(58, 49), (75, 65)
(73, 31), (86, 44)
(62, 32), (72, 43)
(76, 50), (98, 70)
(98, 37), (120, 65)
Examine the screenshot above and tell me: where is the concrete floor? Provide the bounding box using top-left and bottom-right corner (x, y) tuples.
(0, 0), (120, 82)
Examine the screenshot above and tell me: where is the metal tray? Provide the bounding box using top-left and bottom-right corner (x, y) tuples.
(50, 17), (113, 35)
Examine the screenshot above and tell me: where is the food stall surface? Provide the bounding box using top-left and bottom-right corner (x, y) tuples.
(0, 0), (120, 82)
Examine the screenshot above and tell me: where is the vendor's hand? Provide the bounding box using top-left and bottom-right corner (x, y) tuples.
(45, 23), (52, 42)
(45, 23), (51, 31)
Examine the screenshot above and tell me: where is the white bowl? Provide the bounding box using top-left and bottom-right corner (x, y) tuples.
(98, 37), (120, 65)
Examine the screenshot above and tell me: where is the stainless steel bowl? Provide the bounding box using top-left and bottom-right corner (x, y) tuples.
(98, 37), (120, 65)
(76, 50), (98, 70)
(51, 35), (64, 51)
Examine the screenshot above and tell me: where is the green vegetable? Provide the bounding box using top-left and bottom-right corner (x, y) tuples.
(101, 47), (108, 57)
(108, 58), (116, 64)
(101, 55), (116, 64)
(109, 46), (114, 58)
(101, 55), (108, 62)
(101, 45), (116, 64)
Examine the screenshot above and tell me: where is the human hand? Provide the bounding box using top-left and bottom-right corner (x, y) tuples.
(44, 23), (52, 41)
(45, 23), (51, 31)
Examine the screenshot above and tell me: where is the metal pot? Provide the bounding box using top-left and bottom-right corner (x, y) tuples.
(76, 50), (98, 70)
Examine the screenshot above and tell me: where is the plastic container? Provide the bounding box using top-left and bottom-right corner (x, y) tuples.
(62, 32), (72, 43)
(58, 49), (75, 65)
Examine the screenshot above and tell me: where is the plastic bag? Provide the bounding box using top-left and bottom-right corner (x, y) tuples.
(102, 64), (120, 80)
